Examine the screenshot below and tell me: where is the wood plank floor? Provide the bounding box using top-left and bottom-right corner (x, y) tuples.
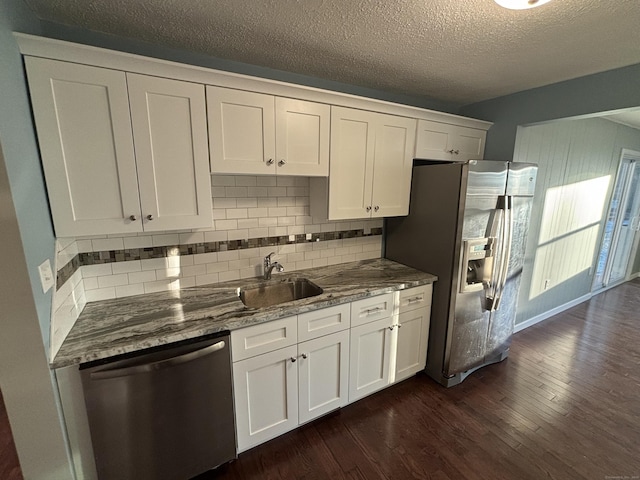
(0, 391), (22, 480)
(199, 278), (640, 480)
(2, 279), (638, 480)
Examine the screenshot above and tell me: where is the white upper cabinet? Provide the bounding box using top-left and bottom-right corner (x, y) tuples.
(415, 119), (486, 162)
(127, 74), (212, 231)
(274, 97), (329, 176)
(25, 57), (142, 237)
(310, 106), (416, 220)
(25, 58), (212, 237)
(207, 87), (276, 174)
(207, 86), (329, 176)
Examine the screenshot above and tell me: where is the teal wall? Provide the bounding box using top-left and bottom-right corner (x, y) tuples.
(1, 2), (76, 478)
(1, 0), (54, 346)
(460, 63), (640, 160)
(39, 21), (461, 115)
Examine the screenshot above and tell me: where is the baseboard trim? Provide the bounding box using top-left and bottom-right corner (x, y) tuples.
(514, 293), (593, 333)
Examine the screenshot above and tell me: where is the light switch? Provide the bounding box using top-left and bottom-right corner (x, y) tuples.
(38, 259), (55, 293)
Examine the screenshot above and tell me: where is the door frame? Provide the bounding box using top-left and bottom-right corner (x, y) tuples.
(592, 148), (640, 292)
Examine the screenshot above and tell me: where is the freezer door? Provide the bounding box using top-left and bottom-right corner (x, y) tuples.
(445, 161), (508, 376)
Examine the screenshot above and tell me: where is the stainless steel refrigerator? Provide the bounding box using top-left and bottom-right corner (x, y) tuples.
(385, 160), (537, 387)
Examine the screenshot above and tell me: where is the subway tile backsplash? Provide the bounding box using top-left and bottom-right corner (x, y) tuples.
(53, 175), (383, 311)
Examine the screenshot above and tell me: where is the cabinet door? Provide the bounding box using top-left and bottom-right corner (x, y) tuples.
(327, 106), (376, 220)
(24, 57), (141, 236)
(233, 345), (298, 452)
(275, 98), (329, 176)
(415, 120), (486, 162)
(370, 114), (416, 217)
(207, 86), (276, 174)
(128, 74), (212, 232)
(349, 317), (393, 402)
(451, 125), (486, 161)
(414, 119), (455, 161)
(395, 307), (430, 382)
(298, 330), (350, 424)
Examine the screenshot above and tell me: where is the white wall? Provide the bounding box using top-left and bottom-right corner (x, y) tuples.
(513, 117), (640, 326)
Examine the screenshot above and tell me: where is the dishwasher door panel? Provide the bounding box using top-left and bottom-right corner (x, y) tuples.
(81, 335), (236, 480)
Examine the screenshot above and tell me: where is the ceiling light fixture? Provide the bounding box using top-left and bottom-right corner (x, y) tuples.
(494, 0), (552, 9)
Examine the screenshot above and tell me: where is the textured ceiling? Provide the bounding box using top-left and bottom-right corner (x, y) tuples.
(22, 0), (640, 105)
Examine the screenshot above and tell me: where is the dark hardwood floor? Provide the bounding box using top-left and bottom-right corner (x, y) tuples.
(0, 391), (22, 480)
(200, 278), (640, 480)
(2, 280), (638, 480)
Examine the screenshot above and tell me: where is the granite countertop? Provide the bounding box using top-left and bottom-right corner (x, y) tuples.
(52, 258), (437, 368)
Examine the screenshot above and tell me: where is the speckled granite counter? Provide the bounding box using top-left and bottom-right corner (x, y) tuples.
(52, 258), (437, 368)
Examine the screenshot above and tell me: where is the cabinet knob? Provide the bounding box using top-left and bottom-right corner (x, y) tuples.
(453, 149), (460, 155)
(447, 149), (454, 154)
(374, 205), (380, 212)
(129, 215), (137, 221)
(300, 353), (308, 360)
(266, 158), (274, 166)
(366, 206), (372, 212)
(290, 357), (297, 363)
(147, 214), (154, 221)
(388, 325), (395, 331)
(397, 323), (403, 328)
(278, 159), (286, 167)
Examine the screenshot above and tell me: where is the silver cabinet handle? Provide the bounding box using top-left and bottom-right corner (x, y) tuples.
(278, 159), (286, 167)
(366, 206), (372, 212)
(290, 357), (297, 363)
(147, 214), (154, 221)
(406, 296), (422, 303)
(129, 215), (137, 221)
(374, 206), (380, 212)
(364, 306), (383, 315)
(397, 324), (403, 328)
(300, 353), (308, 360)
(266, 158), (274, 166)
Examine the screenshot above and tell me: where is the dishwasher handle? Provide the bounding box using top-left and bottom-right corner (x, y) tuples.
(90, 340), (226, 380)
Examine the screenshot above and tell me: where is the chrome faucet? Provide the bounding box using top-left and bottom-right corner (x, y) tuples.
(263, 252), (284, 280)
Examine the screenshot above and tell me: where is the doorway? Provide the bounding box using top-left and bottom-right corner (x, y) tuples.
(593, 149), (640, 291)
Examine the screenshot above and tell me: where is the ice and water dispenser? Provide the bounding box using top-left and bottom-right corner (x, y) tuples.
(460, 237), (495, 293)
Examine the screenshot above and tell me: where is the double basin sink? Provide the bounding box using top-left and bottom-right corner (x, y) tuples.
(238, 277), (323, 308)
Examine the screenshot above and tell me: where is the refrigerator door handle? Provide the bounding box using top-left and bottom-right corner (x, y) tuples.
(492, 196), (513, 311)
(484, 206), (503, 304)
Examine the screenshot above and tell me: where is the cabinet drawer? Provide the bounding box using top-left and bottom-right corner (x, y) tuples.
(399, 284), (432, 312)
(350, 293), (394, 327)
(231, 315), (297, 362)
(297, 304), (350, 342)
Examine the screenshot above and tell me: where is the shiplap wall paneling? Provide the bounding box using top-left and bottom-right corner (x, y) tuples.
(512, 118), (640, 326)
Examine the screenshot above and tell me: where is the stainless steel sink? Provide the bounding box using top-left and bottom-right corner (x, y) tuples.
(238, 278), (323, 308)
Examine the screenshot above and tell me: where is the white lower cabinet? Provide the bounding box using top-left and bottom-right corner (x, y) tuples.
(348, 317), (394, 402)
(395, 308), (429, 382)
(395, 284), (432, 382)
(298, 330), (350, 425)
(231, 285), (432, 452)
(232, 345), (299, 452)
(231, 306), (350, 452)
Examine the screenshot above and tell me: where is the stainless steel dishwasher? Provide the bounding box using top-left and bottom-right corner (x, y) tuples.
(81, 333), (236, 480)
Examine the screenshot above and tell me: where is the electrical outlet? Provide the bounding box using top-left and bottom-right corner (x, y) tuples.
(543, 279), (551, 291)
(38, 259), (55, 293)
